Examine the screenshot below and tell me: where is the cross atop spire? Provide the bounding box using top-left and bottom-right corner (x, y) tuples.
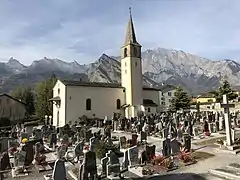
(124, 7), (140, 46)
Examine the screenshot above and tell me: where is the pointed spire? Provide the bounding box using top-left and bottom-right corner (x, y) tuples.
(124, 7), (140, 46)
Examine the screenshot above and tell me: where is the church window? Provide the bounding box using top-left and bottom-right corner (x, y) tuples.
(135, 61), (137, 67)
(125, 62), (127, 67)
(125, 70), (127, 74)
(58, 88), (60, 95)
(148, 108), (150, 112)
(86, 98), (91, 110)
(168, 92), (172, 96)
(133, 47), (137, 57)
(116, 99), (121, 109)
(124, 48), (127, 57)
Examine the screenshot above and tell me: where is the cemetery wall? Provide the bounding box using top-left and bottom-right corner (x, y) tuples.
(52, 80), (66, 127)
(65, 86), (125, 122)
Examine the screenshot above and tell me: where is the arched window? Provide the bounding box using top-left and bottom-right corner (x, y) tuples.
(86, 98), (91, 110)
(116, 99), (121, 109)
(124, 48), (127, 57)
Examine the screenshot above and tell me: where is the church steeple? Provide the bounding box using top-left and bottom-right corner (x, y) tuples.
(124, 7), (141, 46)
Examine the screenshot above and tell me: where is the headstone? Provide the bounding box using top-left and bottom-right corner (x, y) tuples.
(0, 152), (11, 170)
(52, 159), (66, 180)
(162, 139), (171, 156)
(222, 95), (233, 146)
(140, 131), (147, 143)
(119, 136), (127, 149)
(183, 133), (191, 152)
(131, 134), (138, 146)
(106, 150), (121, 177)
(170, 139), (181, 154)
(0, 138), (9, 153)
(74, 141), (84, 158)
(128, 146), (139, 167)
(50, 133), (57, 147)
(78, 151), (97, 180)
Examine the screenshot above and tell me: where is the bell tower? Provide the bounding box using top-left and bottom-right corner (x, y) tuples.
(121, 8), (143, 118)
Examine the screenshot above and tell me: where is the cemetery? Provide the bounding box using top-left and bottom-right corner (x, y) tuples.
(1, 95), (240, 179)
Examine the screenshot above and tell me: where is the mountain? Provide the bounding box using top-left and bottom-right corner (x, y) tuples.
(0, 47), (240, 95)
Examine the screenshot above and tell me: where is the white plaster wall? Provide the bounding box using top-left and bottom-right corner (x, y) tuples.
(159, 89), (176, 111)
(121, 57), (143, 106)
(144, 106), (157, 115)
(65, 86), (125, 124)
(52, 80), (66, 127)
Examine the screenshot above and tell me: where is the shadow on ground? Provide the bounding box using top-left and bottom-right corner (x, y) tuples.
(130, 173), (207, 180)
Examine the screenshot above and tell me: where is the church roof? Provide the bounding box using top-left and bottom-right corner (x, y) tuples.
(61, 80), (160, 91)
(124, 8), (141, 47)
(61, 80), (123, 89)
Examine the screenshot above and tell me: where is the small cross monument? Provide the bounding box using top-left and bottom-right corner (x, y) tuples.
(221, 94), (234, 146)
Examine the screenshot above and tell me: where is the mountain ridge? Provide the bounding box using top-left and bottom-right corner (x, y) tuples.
(1, 47), (240, 95)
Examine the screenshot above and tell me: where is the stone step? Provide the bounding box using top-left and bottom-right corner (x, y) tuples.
(201, 173), (231, 180)
(209, 167), (240, 180)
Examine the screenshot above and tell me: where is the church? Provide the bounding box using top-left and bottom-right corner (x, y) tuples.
(51, 10), (176, 127)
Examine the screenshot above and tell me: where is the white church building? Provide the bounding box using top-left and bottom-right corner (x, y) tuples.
(51, 10), (177, 127)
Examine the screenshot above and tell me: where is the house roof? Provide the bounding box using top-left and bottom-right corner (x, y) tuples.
(60, 80), (160, 91)
(143, 99), (157, 107)
(160, 84), (177, 93)
(0, 93), (26, 105)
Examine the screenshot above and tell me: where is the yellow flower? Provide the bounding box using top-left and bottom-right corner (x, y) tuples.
(22, 138), (28, 143)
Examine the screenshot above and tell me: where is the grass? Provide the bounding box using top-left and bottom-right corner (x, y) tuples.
(191, 151), (215, 161)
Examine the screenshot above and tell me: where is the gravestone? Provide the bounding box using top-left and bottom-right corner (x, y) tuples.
(221, 95), (233, 146)
(140, 131), (147, 143)
(145, 145), (155, 160)
(119, 136), (127, 149)
(85, 130), (93, 142)
(128, 146), (139, 167)
(131, 134), (138, 146)
(74, 141), (84, 158)
(170, 139), (181, 154)
(0, 152), (11, 170)
(106, 150), (121, 178)
(52, 159), (66, 180)
(14, 151), (26, 167)
(162, 139), (171, 156)
(49, 133), (57, 147)
(183, 133), (191, 152)
(78, 151), (97, 180)
(0, 138), (9, 153)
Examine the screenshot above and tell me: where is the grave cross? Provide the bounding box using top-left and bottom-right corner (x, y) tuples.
(221, 94), (235, 146)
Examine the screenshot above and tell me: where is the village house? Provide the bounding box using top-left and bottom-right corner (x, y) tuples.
(0, 94), (26, 123)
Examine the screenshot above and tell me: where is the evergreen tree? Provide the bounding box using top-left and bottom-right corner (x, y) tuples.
(11, 86), (35, 117)
(210, 80), (237, 102)
(170, 86), (191, 111)
(35, 75), (57, 119)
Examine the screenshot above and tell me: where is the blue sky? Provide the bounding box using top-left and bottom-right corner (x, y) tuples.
(0, 0), (240, 65)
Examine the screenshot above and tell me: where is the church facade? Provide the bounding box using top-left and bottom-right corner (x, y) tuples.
(51, 10), (176, 127)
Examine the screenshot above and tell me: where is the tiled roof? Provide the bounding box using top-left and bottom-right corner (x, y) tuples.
(61, 80), (160, 91)
(143, 99), (157, 107)
(0, 93), (26, 105)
